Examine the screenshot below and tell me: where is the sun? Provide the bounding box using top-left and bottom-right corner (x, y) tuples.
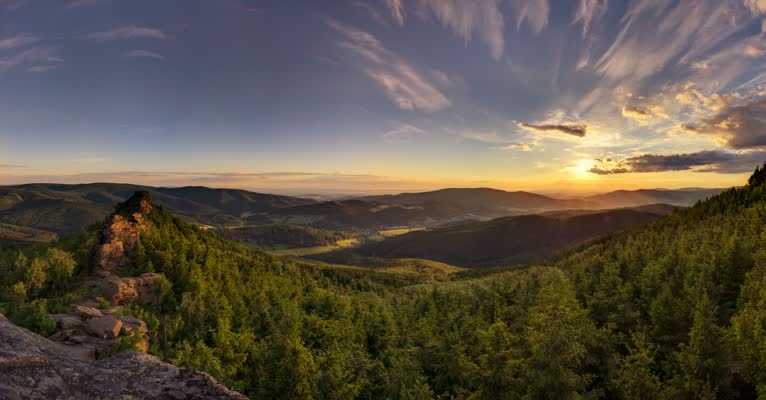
(572, 159), (596, 179)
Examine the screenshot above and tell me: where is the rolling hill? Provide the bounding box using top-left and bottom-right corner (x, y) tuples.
(0, 183), (726, 242)
(585, 188), (723, 208)
(362, 187), (593, 216)
(219, 224), (352, 249)
(1, 168), (764, 398)
(0, 183), (315, 237)
(347, 205), (675, 267)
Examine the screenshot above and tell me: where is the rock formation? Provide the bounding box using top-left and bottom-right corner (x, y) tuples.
(102, 272), (166, 305)
(0, 314), (247, 399)
(49, 304), (149, 357)
(46, 192), (165, 359)
(1, 192), (248, 398)
(93, 190), (153, 277)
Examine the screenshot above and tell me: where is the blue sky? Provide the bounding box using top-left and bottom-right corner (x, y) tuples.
(1, 0), (766, 195)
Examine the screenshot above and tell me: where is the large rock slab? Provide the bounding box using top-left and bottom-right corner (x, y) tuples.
(0, 314), (246, 399)
(50, 314), (84, 331)
(86, 315), (123, 339)
(73, 305), (103, 319)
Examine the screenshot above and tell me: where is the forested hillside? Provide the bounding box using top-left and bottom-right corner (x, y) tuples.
(346, 206), (673, 266)
(219, 224), (352, 249)
(1, 168), (765, 399)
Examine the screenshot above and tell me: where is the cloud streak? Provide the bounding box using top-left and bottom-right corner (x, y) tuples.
(382, 123), (425, 142)
(511, 0), (550, 33)
(420, 0), (505, 60)
(88, 25), (167, 41)
(0, 34), (38, 50)
(573, 0), (608, 37)
(384, 0), (505, 60)
(518, 122), (587, 138)
(327, 18), (450, 112)
(0, 47), (62, 72)
(385, 0), (405, 25)
(0, 0), (27, 10)
(66, 0), (103, 7)
(594, 1), (749, 84)
(124, 50), (165, 60)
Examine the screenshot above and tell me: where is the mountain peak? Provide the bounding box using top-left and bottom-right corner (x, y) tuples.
(94, 191), (154, 276)
(115, 191), (153, 218)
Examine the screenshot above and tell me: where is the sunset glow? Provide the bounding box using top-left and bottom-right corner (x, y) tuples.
(1, 0), (765, 195)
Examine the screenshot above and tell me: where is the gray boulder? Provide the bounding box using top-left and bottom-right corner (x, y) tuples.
(86, 315), (123, 339)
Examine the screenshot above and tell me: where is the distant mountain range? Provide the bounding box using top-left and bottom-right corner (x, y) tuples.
(0, 183), (313, 238)
(0, 183), (725, 242)
(584, 188), (723, 208)
(341, 205), (677, 267)
(362, 188), (591, 213)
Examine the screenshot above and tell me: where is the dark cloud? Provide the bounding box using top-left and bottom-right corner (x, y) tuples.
(682, 98), (766, 149)
(623, 105), (651, 116)
(589, 150), (766, 175)
(518, 122), (587, 137)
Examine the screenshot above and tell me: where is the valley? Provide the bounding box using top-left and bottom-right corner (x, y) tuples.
(0, 172), (762, 398)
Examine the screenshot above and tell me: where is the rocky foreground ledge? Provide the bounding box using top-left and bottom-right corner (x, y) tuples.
(0, 314), (247, 400)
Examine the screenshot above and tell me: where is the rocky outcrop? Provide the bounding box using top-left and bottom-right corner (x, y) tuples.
(49, 304), (150, 358)
(0, 314), (247, 400)
(103, 272), (166, 305)
(93, 191), (153, 277)
(45, 192), (168, 361)
(73, 305), (103, 319)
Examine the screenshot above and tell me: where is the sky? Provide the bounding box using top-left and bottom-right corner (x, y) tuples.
(1, 0), (766, 196)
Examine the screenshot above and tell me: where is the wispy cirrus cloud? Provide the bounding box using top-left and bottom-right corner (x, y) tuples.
(383, 0), (505, 60)
(593, 0), (749, 84)
(589, 149), (766, 174)
(327, 18), (450, 112)
(0, 0), (27, 10)
(27, 65), (59, 73)
(382, 123), (425, 142)
(385, 0), (405, 25)
(573, 0), (608, 37)
(124, 50), (165, 60)
(460, 130), (514, 145)
(353, 1), (390, 26)
(0, 34), (38, 50)
(0, 47), (62, 72)
(88, 25), (167, 41)
(511, 0), (550, 34)
(66, 0), (103, 8)
(458, 130), (535, 151)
